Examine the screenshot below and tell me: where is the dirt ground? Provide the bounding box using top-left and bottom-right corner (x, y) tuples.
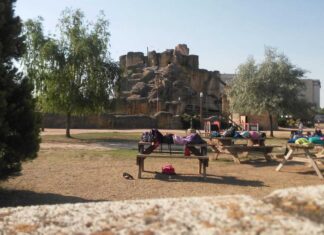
(1, 128), (323, 207)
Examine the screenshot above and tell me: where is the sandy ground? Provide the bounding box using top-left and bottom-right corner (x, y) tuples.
(1, 128), (323, 208)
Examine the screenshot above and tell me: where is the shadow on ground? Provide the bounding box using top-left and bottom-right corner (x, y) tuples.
(0, 188), (104, 208)
(140, 171), (266, 187)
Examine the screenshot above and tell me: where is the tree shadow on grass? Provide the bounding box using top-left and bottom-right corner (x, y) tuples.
(294, 168), (324, 177)
(240, 159), (280, 167)
(68, 135), (138, 144)
(0, 188), (104, 208)
(141, 171), (266, 187)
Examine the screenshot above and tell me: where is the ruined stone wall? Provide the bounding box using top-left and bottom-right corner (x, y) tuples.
(118, 44), (222, 117)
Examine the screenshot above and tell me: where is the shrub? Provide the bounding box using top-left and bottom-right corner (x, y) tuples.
(0, 0), (40, 178)
(180, 114), (201, 129)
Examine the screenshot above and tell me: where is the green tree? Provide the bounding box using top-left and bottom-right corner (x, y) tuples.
(23, 9), (119, 137)
(0, 0), (40, 177)
(226, 48), (308, 137)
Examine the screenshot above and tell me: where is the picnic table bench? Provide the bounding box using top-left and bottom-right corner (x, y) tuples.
(138, 141), (208, 156)
(314, 144), (324, 157)
(208, 137), (266, 146)
(208, 137), (280, 163)
(136, 153), (209, 179)
(276, 144), (324, 179)
(136, 142), (209, 179)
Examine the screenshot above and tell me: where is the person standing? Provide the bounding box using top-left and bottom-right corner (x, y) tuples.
(298, 121), (304, 134)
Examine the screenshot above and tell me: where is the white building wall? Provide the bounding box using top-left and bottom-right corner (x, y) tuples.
(301, 79), (321, 108)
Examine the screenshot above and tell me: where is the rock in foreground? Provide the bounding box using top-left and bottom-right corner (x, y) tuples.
(1, 185), (324, 234)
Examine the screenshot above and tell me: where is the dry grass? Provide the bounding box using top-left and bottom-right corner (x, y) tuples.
(0, 129), (323, 208)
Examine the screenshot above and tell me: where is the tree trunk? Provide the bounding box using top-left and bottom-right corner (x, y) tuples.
(269, 113), (274, 137)
(41, 113), (45, 132)
(66, 112), (71, 138)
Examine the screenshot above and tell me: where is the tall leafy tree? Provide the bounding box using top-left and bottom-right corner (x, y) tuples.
(23, 9), (119, 137)
(226, 48), (307, 137)
(0, 0), (40, 177)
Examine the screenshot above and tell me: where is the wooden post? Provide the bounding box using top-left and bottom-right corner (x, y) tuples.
(232, 152), (241, 164)
(138, 158), (142, 178)
(276, 149), (293, 171)
(305, 149), (324, 179)
(203, 160), (207, 179)
(141, 158), (145, 172)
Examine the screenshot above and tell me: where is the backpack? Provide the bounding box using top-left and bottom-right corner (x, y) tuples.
(162, 164), (175, 175)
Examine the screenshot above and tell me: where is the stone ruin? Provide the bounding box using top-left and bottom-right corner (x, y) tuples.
(116, 44), (224, 118)
(41, 44), (225, 130)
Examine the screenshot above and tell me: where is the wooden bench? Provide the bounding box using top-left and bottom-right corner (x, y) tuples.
(138, 141), (208, 156)
(209, 143), (280, 163)
(136, 153), (209, 179)
(314, 144), (324, 157)
(208, 137), (266, 147)
(276, 144), (324, 179)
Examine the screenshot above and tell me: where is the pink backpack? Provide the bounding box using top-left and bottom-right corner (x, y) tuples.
(162, 164), (175, 175)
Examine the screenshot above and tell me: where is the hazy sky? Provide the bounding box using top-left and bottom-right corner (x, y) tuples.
(15, 0), (324, 107)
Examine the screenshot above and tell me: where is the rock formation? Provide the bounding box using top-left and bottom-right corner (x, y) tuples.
(1, 185), (324, 234)
(117, 44), (223, 117)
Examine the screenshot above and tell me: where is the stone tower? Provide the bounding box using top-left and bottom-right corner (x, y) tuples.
(116, 44), (223, 117)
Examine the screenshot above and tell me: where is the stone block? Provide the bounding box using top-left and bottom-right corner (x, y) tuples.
(126, 52), (145, 68)
(142, 70), (155, 83)
(147, 50), (159, 67)
(130, 82), (149, 97)
(159, 50), (173, 67)
(188, 55), (199, 69)
(174, 44), (189, 55)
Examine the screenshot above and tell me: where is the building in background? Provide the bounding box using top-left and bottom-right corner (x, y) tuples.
(300, 79), (321, 108)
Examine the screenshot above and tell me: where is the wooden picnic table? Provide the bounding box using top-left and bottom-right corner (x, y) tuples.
(137, 141), (209, 179)
(138, 141), (208, 156)
(314, 144), (324, 157)
(136, 153), (209, 179)
(207, 137), (279, 163)
(276, 144), (324, 179)
(208, 137), (265, 147)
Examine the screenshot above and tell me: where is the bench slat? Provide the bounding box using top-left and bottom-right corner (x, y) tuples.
(137, 154), (208, 159)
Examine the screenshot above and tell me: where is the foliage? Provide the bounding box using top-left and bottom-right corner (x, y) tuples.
(23, 9), (120, 137)
(0, 0), (40, 178)
(226, 47), (308, 136)
(277, 117), (288, 127)
(180, 113), (200, 129)
(316, 108), (324, 115)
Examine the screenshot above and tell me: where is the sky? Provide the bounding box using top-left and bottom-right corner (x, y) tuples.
(15, 0), (324, 107)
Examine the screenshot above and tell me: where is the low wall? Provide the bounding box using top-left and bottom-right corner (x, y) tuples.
(1, 185), (324, 234)
(42, 113), (183, 129)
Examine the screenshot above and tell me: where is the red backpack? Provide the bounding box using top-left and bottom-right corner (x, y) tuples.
(162, 164), (175, 175)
